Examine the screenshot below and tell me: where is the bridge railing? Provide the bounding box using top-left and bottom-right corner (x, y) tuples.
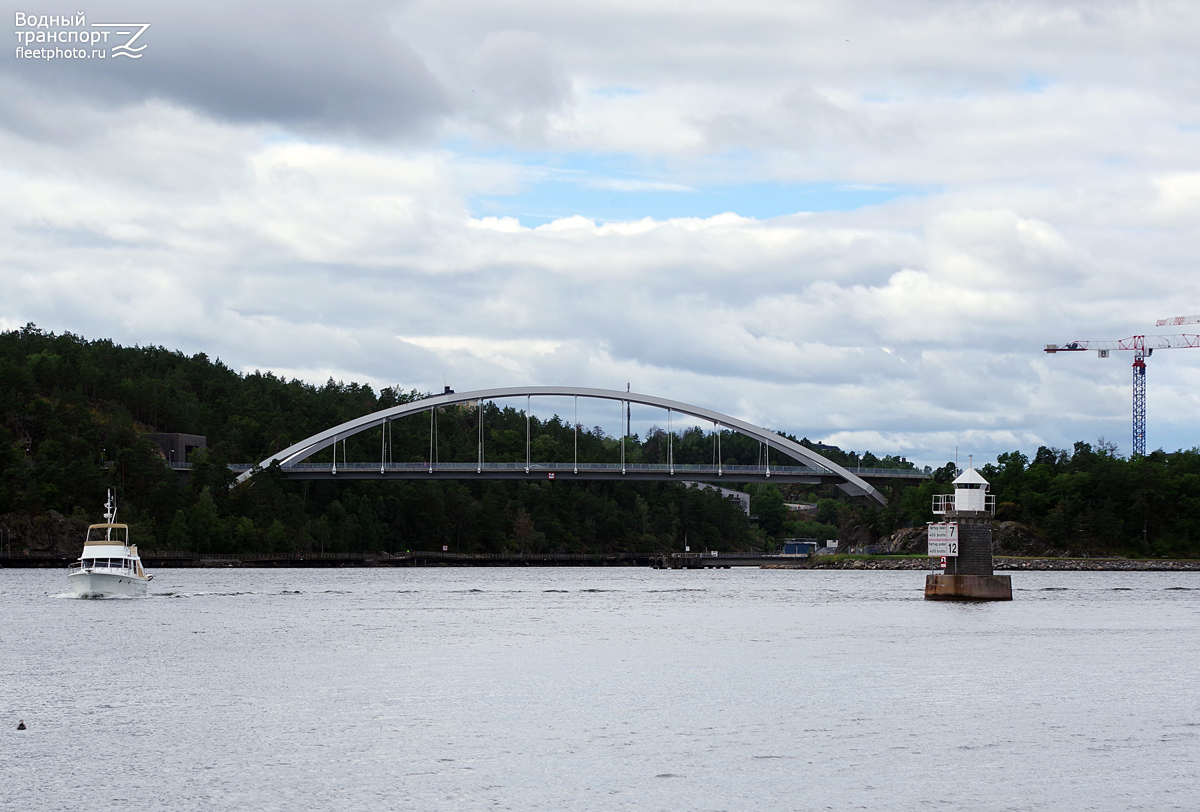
(140, 550), (646, 563)
(159, 460), (926, 480)
(669, 551), (792, 559)
(271, 461), (926, 477)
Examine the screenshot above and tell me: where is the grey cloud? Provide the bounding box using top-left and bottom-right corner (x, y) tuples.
(4, 0), (450, 139)
(699, 85), (898, 155)
(6, 0), (1200, 467)
(459, 30), (573, 142)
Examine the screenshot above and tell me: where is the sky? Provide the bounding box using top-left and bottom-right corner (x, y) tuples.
(4, 0), (1200, 468)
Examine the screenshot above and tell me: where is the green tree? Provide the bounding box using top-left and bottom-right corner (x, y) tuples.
(750, 485), (787, 536)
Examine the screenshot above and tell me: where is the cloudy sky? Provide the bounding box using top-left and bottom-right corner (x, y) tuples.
(4, 0), (1200, 467)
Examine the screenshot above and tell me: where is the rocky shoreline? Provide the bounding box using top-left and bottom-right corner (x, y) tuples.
(7, 554), (1199, 571)
(789, 556), (1200, 571)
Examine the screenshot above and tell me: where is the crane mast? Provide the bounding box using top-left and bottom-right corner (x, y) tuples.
(1044, 332), (1200, 457)
(1132, 350), (1146, 457)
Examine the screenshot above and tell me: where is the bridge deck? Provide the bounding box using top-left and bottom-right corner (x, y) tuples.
(240, 461), (925, 485)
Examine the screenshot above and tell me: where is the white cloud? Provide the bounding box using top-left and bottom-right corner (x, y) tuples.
(3, 1), (1200, 467)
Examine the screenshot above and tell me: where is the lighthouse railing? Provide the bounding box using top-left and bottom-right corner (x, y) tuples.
(932, 493), (996, 515)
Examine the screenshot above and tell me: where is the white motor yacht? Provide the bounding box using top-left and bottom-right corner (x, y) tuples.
(67, 491), (151, 598)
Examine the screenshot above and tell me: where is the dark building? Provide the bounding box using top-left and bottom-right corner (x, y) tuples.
(145, 433), (206, 465)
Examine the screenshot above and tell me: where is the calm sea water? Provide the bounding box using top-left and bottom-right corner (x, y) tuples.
(2, 566), (1198, 811)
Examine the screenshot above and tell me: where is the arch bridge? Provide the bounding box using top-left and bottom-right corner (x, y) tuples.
(238, 386), (918, 505)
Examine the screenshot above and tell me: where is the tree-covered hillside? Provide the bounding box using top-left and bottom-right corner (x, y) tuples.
(4, 324), (1199, 560)
(0, 325), (783, 554)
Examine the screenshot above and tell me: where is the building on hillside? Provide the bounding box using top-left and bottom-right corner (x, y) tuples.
(145, 433), (206, 466)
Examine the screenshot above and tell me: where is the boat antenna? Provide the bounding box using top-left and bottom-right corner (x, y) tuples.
(104, 489), (116, 541)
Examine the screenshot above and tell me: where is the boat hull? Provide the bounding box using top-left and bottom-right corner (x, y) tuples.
(68, 571), (149, 598)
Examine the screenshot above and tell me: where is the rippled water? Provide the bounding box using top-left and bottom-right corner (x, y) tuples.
(3, 567), (1198, 811)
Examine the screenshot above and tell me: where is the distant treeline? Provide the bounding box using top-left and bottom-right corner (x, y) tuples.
(0, 325), (868, 554)
(2, 325), (1198, 558)
(828, 443), (1200, 559)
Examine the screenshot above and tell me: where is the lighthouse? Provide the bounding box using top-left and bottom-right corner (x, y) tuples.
(925, 463), (1013, 600)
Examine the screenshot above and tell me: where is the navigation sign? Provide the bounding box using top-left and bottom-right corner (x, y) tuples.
(927, 522), (959, 557)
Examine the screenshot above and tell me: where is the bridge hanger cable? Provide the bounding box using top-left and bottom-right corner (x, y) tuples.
(238, 386), (889, 506)
(620, 399), (625, 474)
(668, 408), (673, 475)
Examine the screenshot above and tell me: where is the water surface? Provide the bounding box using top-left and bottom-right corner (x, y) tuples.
(2, 567), (1197, 810)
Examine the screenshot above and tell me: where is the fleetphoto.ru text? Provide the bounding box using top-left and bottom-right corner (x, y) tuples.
(13, 12), (149, 60)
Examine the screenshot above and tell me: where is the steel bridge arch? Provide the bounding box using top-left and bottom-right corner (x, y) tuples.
(237, 386), (886, 505)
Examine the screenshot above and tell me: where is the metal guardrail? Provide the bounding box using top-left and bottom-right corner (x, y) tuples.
(932, 493), (997, 514)
(669, 552), (799, 559)
(133, 550), (636, 562)
(276, 462), (927, 477)
(67, 561), (135, 574)
(148, 459), (926, 479)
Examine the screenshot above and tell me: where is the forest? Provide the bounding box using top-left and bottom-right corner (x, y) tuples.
(2, 324), (1199, 558)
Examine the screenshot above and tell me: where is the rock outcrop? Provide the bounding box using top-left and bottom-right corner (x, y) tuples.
(0, 510), (87, 558)
(873, 521), (1058, 557)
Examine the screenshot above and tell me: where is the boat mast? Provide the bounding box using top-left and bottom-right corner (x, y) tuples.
(104, 489), (116, 542)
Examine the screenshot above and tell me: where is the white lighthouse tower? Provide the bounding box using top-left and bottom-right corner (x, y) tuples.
(926, 462), (1012, 601)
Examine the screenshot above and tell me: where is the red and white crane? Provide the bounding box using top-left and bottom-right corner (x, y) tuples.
(1156, 314), (1200, 327)
(1044, 326), (1200, 457)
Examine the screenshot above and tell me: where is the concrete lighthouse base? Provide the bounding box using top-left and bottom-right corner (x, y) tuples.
(924, 510), (1012, 601)
(924, 574), (1012, 601)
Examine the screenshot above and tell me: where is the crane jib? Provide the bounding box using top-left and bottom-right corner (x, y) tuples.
(1043, 333), (1200, 458)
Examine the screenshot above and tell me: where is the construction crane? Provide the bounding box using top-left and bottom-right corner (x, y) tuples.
(1157, 314), (1200, 327)
(1044, 332), (1200, 457)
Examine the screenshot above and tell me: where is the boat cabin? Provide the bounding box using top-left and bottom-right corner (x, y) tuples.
(67, 523), (146, 577)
